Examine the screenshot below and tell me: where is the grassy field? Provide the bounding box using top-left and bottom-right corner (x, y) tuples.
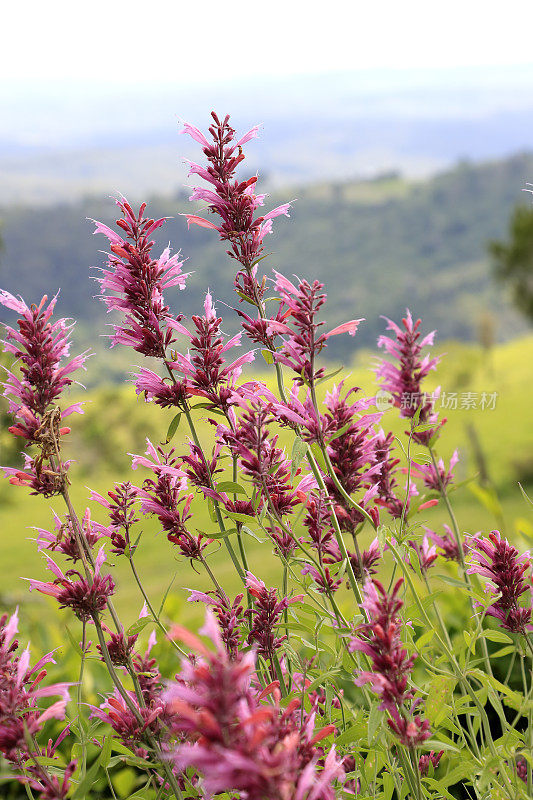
(1, 334), (532, 631)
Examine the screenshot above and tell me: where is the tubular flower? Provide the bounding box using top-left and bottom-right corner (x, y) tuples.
(89, 481), (140, 556)
(376, 310), (443, 445)
(131, 440), (206, 560)
(349, 538), (382, 583)
(187, 589), (244, 659)
(419, 750), (444, 776)
(406, 536), (438, 575)
(322, 383), (381, 533)
(90, 689), (163, 753)
(268, 272), (362, 385)
(411, 450), (459, 491)
(350, 579), (431, 748)
(26, 548), (115, 622)
(0, 609), (74, 792)
(34, 508), (103, 562)
(181, 113), (290, 276)
(0, 291), (87, 444)
(468, 530), (532, 634)
(219, 401), (300, 519)
(168, 291), (255, 413)
(165, 612), (344, 800)
(425, 525), (465, 562)
(245, 572), (303, 664)
(371, 429), (406, 518)
(93, 198), (189, 357)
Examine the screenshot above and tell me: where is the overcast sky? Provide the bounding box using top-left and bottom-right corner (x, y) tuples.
(3, 0), (533, 87)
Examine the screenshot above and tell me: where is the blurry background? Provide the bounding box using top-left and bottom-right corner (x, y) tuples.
(1, 0), (533, 615)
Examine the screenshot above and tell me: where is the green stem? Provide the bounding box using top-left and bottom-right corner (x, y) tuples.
(77, 622), (87, 779)
(128, 555), (187, 657)
(182, 404), (245, 581)
(428, 445), (496, 682)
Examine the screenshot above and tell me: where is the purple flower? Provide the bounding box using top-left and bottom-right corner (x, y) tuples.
(425, 525), (464, 562)
(268, 272), (363, 386)
(0, 609), (73, 789)
(187, 589), (244, 658)
(90, 689), (163, 752)
(376, 310), (443, 445)
(350, 579), (431, 748)
(468, 530), (532, 634)
(412, 450), (459, 491)
(34, 508), (103, 562)
(0, 291), (88, 444)
(97, 627), (138, 667)
(131, 439), (207, 559)
(349, 538), (382, 583)
(166, 612), (343, 800)
(245, 572), (303, 666)
(321, 383), (381, 533)
(93, 198), (189, 357)
(419, 750), (444, 776)
(181, 113), (290, 280)
(371, 429), (406, 519)
(301, 563), (342, 595)
(167, 291), (255, 413)
(219, 400), (300, 519)
(26, 548), (115, 622)
(89, 481), (140, 556)
(406, 536), (439, 575)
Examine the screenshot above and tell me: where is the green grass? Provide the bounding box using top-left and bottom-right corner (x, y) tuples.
(1, 335), (532, 632)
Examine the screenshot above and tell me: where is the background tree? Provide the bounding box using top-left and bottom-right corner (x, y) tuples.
(489, 204), (533, 322)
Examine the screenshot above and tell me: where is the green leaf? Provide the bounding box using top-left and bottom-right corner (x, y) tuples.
(127, 616), (154, 637)
(261, 349), (274, 364)
(99, 735), (112, 770)
(197, 527), (239, 540)
(315, 365), (343, 386)
(164, 412), (182, 443)
(72, 750), (105, 798)
(327, 419), (355, 443)
(310, 441), (327, 472)
(518, 482), (533, 506)
(436, 574), (470, 589)
(482, 629), (513, 644)
(426, 677), (456, 726)
(291, 436), (308, 479)
(217, 480), (247, 495)
(158, 570), (178, 616)
(241, 525), (265, 542)
(224, 511), (256, 524)
(336, 723), (364, 746)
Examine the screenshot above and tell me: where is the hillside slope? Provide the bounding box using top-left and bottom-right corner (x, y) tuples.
(0, 153), (531, 363)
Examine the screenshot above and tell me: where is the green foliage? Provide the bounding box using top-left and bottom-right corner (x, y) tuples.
(489, 204), (533, 322)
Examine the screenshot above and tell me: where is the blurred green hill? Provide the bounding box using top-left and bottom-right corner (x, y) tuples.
(0, 152), (531, 375)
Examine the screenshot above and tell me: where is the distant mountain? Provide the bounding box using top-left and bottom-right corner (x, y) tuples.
(1, 66), (533, 204)
(0, 152), (531, 371)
